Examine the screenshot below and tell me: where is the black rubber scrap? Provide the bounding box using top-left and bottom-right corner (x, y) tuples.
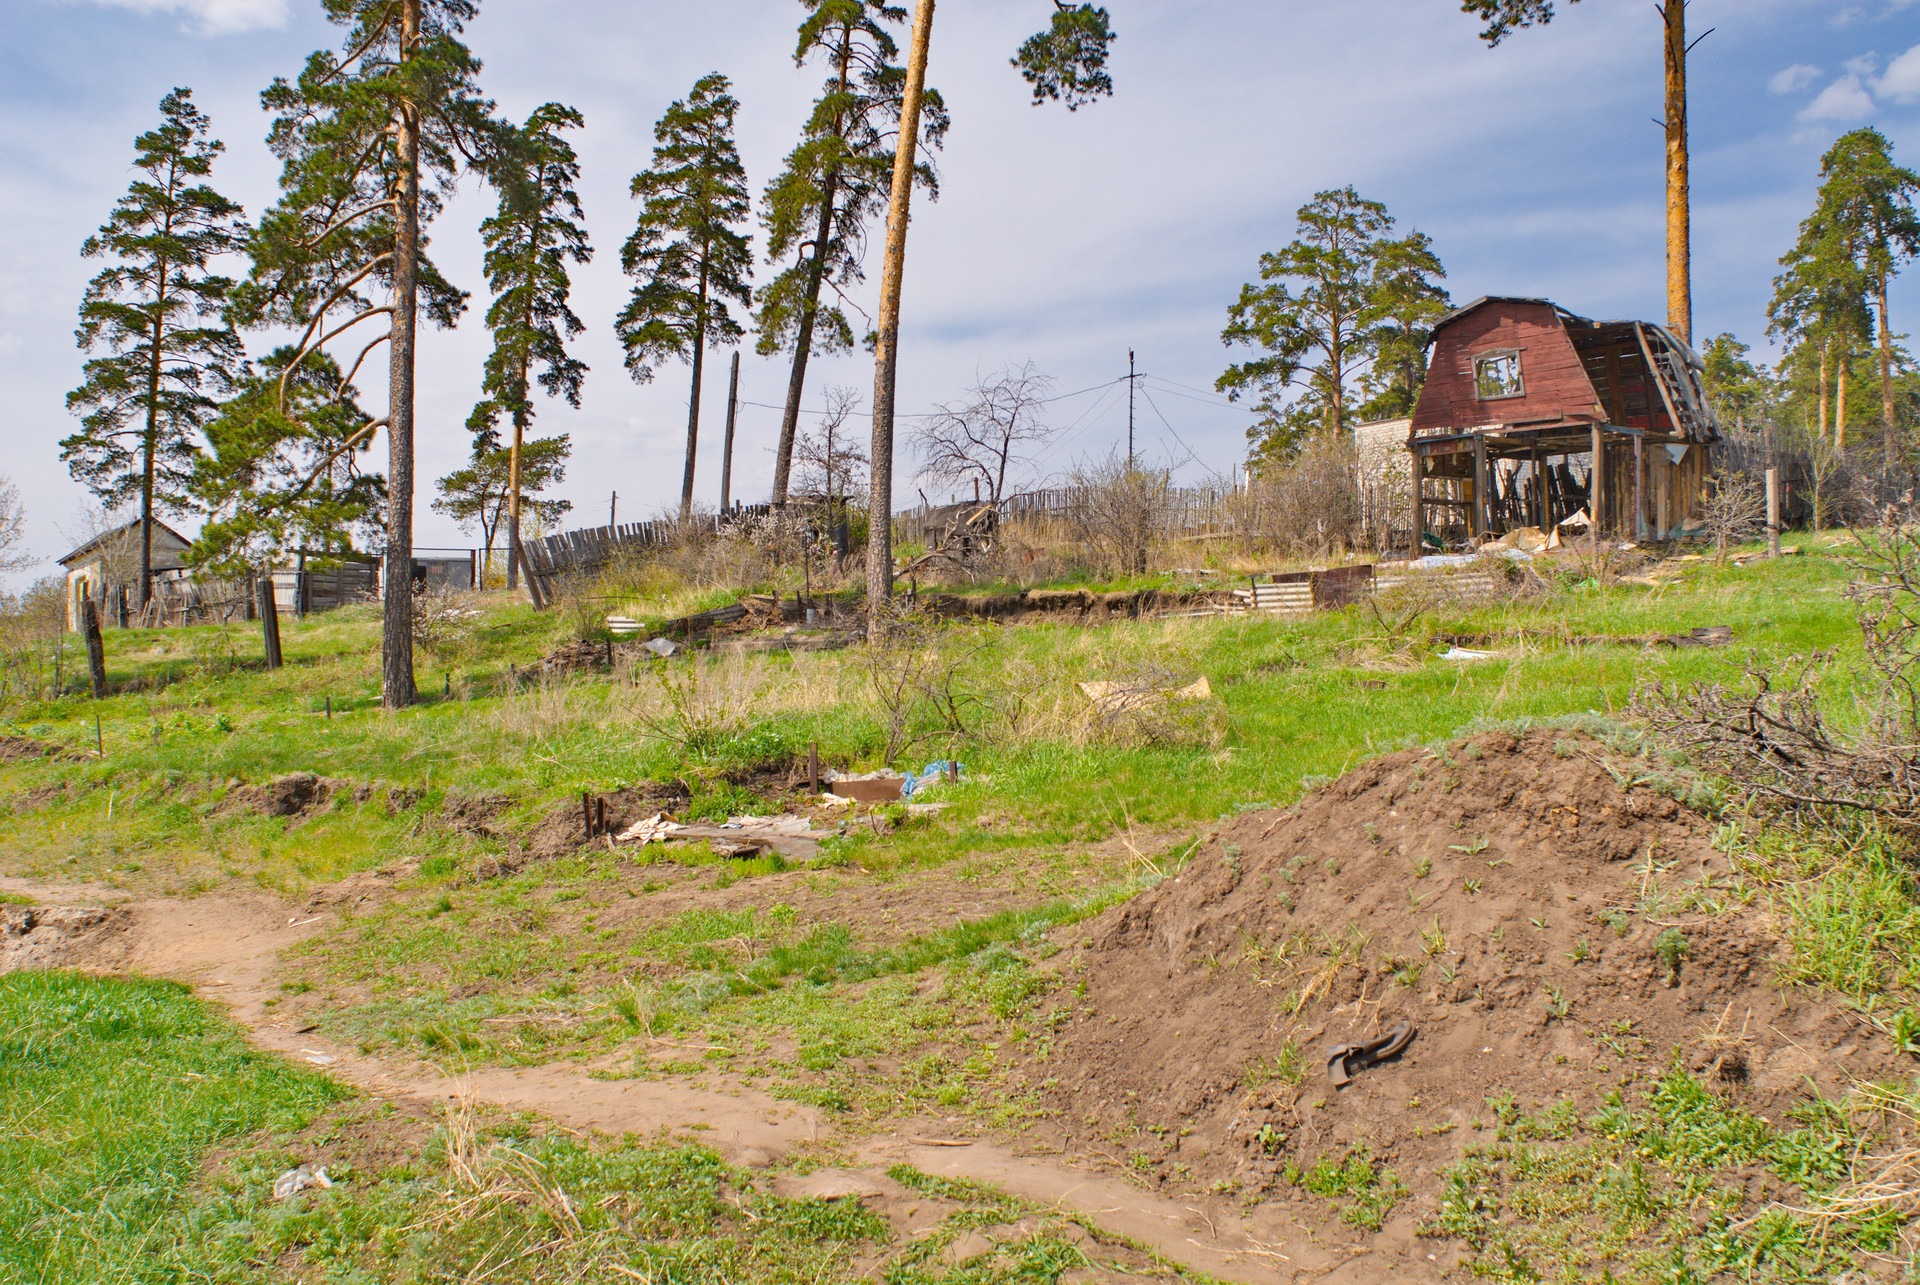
(1326, 1020), (1416, 1087)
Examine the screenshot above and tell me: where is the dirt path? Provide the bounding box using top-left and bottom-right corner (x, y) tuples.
(0, 880), (1446, 1284)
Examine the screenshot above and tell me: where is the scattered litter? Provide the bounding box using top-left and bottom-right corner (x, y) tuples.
(614, 813), (684, 845)
(1078, 675), (1212, 715)
(721, 814), (816, 836)
(1487, 526), (1549, 554)
(1410, 554), (1477, 569)
(641, 637), (679, 659)
(607, 615), (642, 636)
(273, 1164), (333, 1201)
(1326, 1021), (1416, 1087)
(901, 760), (962, 797)
(829, 777), (905, 803)
(1557, 508), (1592, 531)
(1440, 647), (1496, 661)
(299, 1048), (337, 1066)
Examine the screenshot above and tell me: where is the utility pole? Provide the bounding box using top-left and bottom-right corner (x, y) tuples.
(609, 491), (617, 529)
(1127, 349), (1136, 468)
(719, 350), (740, 515)
(1660, 0), (1705, 345)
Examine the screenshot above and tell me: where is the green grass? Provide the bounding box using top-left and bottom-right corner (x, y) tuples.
(1434, 1062), (1904, 1282)
(0, 969), (347, 1281)
(0, 970), (1206, 1285)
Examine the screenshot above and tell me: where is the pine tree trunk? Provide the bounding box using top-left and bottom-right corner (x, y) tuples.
(506, 403), (526, 590)
(1837, 358), (1849, 451)
(1880, 277), (1898, 465)
(773, 31), (855, 509)
(868, 0), (935, 640)
(1663, 0), (1692, 344)
(141, 319), (160, 609)
(382, 0), (422, 709)
(1818, 341), (1830, 443)
(682, 257), (710, 525)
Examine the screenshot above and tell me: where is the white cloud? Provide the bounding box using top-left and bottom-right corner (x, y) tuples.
(1800, 72), (1878, 120)
(1768, 63), (1822, 94)
(84, 0), (288, 35)
(1878, 41), (1920, 102)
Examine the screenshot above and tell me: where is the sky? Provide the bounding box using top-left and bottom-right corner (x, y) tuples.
(2, 0), (1918, 589)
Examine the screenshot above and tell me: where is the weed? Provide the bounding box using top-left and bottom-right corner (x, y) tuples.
(1655, 928), (1690, 984)
(1412, 854), (1432, 879)
(1567, 937), (1591, 964)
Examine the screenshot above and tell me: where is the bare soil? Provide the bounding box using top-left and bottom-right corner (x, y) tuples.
(1017, 728), (1894, 1211)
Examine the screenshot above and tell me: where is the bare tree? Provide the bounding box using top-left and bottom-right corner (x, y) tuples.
(0, 477), (32, 574)
(1069, 453), (1173, 576)
(914, 363), (1056, 507)
(1700, 472), (1768, 562)
(793, 385), (870, 508)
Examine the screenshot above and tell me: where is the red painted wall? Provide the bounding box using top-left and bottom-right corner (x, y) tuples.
(1410, 300), (1604, 436)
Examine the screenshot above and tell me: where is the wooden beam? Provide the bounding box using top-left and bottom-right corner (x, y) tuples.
(1590, 421), (1604, 547)
(1472, 432), (1489, 538)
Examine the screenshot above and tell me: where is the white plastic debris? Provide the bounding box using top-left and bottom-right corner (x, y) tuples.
(614, 812), (683, 845)
(641, 637), (678, 658)
(273, 1164), (333, 1201)
(1440, 647), (1495, 661)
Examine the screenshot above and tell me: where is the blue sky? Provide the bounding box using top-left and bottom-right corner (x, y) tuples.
(2, 0), (1918, 587)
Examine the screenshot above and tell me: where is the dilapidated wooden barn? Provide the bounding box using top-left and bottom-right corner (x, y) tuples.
(1407, 296), (1719, 542)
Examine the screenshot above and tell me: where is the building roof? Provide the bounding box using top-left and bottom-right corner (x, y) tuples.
(58, 518), (192, 568)
(1428, 295), (1569, 335)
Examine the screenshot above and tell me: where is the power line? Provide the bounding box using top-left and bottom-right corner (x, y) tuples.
(736, 375), (1126, 422)
(1138, 385), (1202, 467)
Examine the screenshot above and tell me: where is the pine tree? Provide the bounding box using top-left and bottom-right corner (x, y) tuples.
(1769, 174), (1874, 450)
(189, 346), (387, 580)
(759, 0), (947, 508)
(64, 87), (246, 607)
(616, 73), (753, 525)
(1217, 189), (1446, 467)
(1797, 130), (1920, 462)
(861, 1), (1113, 636)
(235, 0), (494, 708)
(465, 102), (590, 588)
(432, 435), (571, 572)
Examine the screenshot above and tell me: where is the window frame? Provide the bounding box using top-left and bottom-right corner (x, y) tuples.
(1472, 348), (1526, 401)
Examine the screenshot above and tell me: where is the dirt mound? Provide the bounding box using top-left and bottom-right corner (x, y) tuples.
(1023, 728), (1899, 1207)
(1, 905), (129, 972)
(0, 734), (70, 763)
(520, 779), (696, 862)
(218, 774), (416, 824)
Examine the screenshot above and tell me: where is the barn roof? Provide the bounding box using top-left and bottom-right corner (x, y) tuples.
(58, 518), (192, 568)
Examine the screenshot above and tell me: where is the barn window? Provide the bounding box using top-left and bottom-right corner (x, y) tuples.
(1474, 350), (1524, 400)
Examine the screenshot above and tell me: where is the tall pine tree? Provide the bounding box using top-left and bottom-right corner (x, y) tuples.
(1799, 129), (1920, 461)
(65, 87), (246, 606)
(1217, 189), (1446, 467)
(616, 73), (753, 525)
(189, 345), (387, 580)
(859, 2), (1114, 634)
(235, 0), (494, 707)
(464, 102), (590, 587)
(758, 0), (947, 508)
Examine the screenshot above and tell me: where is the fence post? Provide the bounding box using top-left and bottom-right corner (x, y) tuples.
(1766, 468), (1781, 558)
(258, 577), (283, 670)
(83, 597), (108, 699)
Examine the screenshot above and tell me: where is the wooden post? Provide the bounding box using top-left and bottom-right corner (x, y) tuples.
(258, 577), (283, 670)
(515, 536), (547, 610)
(581, 791), (595, 840)
(1633, 435), (1645, 542)
(1590, 423), (1605, 551)
(83, 597), (108, 699)
(1766, 467), (1781, 557)
(1471, 434), (1489, 539)
(808, 741), (820, 793)
(719, 350), (740, 515)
